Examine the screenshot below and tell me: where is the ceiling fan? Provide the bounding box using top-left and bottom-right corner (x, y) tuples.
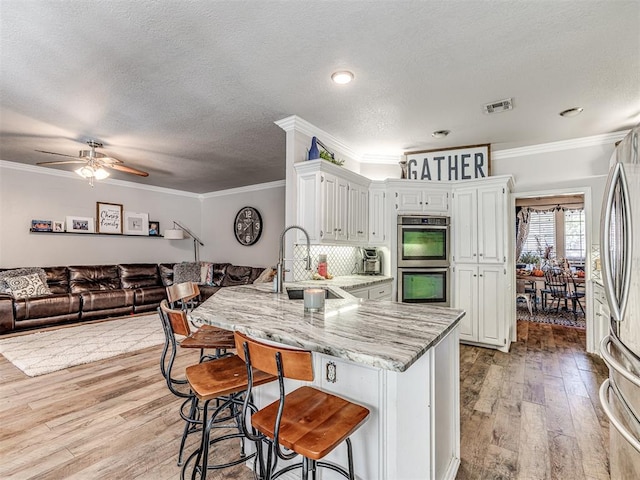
(36, 140), (149, 186)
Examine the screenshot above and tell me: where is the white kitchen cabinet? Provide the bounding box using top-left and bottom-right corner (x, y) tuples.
(295, 160), (371, 244)
(368, 183), (387, 244)
(348, 281), (392, 300)
(454, 264), (507, 348)
(452, 182), (508, 264)
(348, 181), (368, 242)
(392, 184), (450, 215)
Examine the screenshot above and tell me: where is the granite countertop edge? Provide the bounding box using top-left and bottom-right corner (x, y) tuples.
(190, 276), (463, 373)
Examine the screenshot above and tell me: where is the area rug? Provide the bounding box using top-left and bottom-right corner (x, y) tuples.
(517, 303), (586, 329)
(0, 313), (165, 377)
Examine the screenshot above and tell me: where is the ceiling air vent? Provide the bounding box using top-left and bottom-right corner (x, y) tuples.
(483, 98), (514, 114)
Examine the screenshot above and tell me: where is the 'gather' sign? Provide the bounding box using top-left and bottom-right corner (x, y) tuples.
(404, 144), (491, 182)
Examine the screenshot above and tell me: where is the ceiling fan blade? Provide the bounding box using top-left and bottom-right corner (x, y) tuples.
(36, 160), (87, 166)
(35, 149), (79, 158)
(108, 163), (149, 177)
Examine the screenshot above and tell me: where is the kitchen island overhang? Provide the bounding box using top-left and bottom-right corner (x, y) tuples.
(190, 282), (464, 480)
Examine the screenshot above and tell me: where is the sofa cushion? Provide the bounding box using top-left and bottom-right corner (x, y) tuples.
(159, 263), (175, 286)
(69, 265), (121, 293)
(211, 263), (230, 286)
(0, 267), (48, 294)
(119, 264), (161, 289)
(133, 285), (166, 306)
(80, 289), (135, 312)
(173, 262), (201, 284)
(220, 265), (263, 287)
(44, 266), (70, 294)
(6, 273), (51, 299)
(13, 293), (82, 321)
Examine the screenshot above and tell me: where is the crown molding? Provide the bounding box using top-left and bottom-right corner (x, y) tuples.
(275, 115), (361, 161)
(200, 179), (285, 199)
(0, 159), (200, 198)
(360, 153), (403, 165)
(492, 131), (629, 160)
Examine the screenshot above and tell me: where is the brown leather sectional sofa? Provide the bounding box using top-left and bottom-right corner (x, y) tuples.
(0, 263), (265, 334)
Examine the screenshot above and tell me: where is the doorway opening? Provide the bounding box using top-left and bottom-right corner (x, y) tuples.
(513, 187), (594, 352)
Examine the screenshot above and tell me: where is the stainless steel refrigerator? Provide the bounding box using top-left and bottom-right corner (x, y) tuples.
(599, 124), (640, 478)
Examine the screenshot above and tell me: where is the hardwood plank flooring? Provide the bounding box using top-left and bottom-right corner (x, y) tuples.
(0, 320), (608, 479)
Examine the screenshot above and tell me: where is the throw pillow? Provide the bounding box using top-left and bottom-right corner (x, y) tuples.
(200, 262), (213, 285)
(253, 267), (275, 284)
(0, 267), (49, 294)
(173, 262), (202, 284)
(159, 264), (174, 286)
(6, 273), (51, 299)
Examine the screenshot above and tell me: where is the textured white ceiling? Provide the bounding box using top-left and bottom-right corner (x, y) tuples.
(1, 1), (638, 193)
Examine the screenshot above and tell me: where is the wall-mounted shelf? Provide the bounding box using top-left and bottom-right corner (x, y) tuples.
(29, 230), (164, 238)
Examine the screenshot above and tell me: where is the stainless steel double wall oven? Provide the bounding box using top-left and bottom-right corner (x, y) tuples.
(397, 215), (450, 305)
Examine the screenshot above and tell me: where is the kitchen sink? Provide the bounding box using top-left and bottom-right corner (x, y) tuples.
(285, 288), (342, 300)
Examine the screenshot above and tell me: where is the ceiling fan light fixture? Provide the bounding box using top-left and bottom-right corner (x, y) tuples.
(331, 71), (354, 84)
(93, 167), (110, 180)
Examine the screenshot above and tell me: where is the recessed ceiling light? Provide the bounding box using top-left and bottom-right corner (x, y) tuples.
(559, 107), (584, 118)
(432, 130), (450, 138)
(331, 71), (354, 84)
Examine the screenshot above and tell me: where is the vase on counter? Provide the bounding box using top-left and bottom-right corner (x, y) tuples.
(308, 137), (320, 160)
(399, 160), (408, 179)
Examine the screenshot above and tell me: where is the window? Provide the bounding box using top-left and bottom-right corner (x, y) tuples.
(520, 208), (586, 263)
(564, 209), (585, 260)
(522, 211), (555, 257)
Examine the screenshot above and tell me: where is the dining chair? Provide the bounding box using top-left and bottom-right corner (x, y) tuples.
(516, 280), (533, 316)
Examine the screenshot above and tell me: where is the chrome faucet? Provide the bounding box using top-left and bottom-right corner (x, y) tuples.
(275, 225), (312, 293)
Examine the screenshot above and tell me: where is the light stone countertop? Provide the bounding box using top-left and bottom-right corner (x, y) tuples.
(190, 276), (464, 373)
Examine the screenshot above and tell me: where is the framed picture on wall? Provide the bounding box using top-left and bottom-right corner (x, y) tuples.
(53, 220), (64, 232)
(148, 221), (160, 236)
(96, 202), (123, 234)
(31, 220), (53, 232)
(123, 211), (149, 235)
(66, 216), (95, 233)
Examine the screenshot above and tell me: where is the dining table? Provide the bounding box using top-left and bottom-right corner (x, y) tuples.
(516, 272), (585, 312)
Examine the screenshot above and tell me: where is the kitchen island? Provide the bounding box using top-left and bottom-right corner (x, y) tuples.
(190, 281), (464, 480)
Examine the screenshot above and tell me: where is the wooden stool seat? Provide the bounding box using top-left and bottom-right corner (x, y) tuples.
(161, 300), (232, 354)
(180, 328), (235, 350)
(185, 355), (276, 401)
(251, 385), (370, 460)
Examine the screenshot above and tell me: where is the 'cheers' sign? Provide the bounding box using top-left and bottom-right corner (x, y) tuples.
(404, 144), (491, 182)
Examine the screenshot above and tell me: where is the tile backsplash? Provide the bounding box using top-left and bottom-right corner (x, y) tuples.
(292, 245), (362, 280)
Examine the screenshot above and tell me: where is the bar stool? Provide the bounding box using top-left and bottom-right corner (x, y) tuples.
(167, 281), (201, 311)
(158, 301), (235, 466)
(235, 331), (370, 480)
(181, 350), (277, 480)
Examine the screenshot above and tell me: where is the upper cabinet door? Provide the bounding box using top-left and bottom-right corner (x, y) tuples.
(321, 173), (338, 241)
(452, 188), (478, 263)
(369, 187), (386, 244)
(477, 186), (505, 264)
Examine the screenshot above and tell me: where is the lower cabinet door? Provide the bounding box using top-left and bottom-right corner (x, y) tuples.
(454, 264), (478, 342)
(478, 265), (505, 346)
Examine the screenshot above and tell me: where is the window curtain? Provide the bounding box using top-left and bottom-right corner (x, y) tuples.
(516, 207), (531, 261)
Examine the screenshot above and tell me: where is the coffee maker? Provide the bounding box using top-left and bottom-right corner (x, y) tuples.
(361, 247), (382, 275)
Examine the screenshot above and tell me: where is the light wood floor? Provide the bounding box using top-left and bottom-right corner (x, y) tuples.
(0, 320), (609, 479)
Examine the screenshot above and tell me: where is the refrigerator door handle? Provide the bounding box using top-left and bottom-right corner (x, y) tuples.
(599, 378), (640, 454)
(601, 162), (633, 322)
(600, 335), (640, 388)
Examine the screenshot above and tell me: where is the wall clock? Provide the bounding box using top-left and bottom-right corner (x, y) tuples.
(234, 206), (263, 246)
